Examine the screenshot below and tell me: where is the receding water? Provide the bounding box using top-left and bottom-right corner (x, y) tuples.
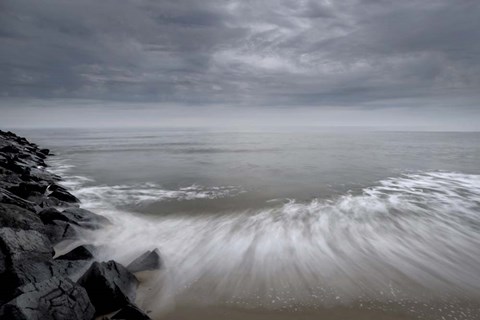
(16, 128), (480, 319)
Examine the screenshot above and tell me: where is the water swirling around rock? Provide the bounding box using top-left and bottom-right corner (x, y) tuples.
(49, 158), (480, 319)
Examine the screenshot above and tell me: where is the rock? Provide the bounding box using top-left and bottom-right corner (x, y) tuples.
(0, 227), (53, 262)
(59, 207), (110, 229)
(38, 208), (81, 244)
(0, 145), (20, 154)
(56, 245), (96, 261)
(7, 182), (47, 199)
(44, 220), (78, 244)
(77, 260), (139, 315)
(0, 203), (45, 232)
(53, 260), (93, 281)
(27, 192), (72, 208)
(38, 207), (69, 223)
(0, 188), (38, 212)
(29, 169), (61, 183)
(39, 148), (50, 155)
(0, 276), (95, 320)
(0, 157), (31, 175)
(127, 249), (162, 273)
(112, 303), (152, 320)
(48, 188), (79, 203)
(39, 207), (109, 231)
(0, 228), (55, 301)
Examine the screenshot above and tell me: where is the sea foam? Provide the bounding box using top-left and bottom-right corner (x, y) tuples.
(49, 158), (480, 317)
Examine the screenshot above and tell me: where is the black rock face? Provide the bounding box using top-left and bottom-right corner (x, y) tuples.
(127, 248), (163, 273)
(48, 188), (80, 203)
(0, 227), (55, 301)
(56, 245), (96, 261)
(0, 276), (95, 320)
(0, 203), (45, 232)
(77, 260), (139, 315)
(37, 208), (79, 244)
(0, 189), (38, 213)
(44, 207), (110, 229)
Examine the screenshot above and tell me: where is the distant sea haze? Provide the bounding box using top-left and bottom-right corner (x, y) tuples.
(19, 127), (480, 320)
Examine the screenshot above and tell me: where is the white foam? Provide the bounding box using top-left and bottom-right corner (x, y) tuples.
(48, 158), (480, 316)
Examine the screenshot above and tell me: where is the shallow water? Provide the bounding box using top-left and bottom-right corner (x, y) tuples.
(16, 128), (480, 319)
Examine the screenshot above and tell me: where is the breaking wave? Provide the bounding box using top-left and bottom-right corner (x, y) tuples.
(49, 159), (480, 319)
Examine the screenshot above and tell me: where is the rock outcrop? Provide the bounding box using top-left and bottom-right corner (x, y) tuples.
(127, 248), (163, 273)
(0, 130), (162, 319)
(78, 260), (139, 315)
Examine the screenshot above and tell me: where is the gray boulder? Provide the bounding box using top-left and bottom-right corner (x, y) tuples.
(0, 228), (55, 301)
(0, 276), (95, 320)
(0, 189), (37, 212)
(40, 207), (109, 229)
(56, 245), (96, 261)
(77, 260), (138, 315)
(127, 249), (162, 273)
(0, 203), (45, 232)
(60, 207), (110, 229)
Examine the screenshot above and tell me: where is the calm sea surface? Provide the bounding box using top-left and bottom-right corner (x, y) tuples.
(14, 128), (480, 320)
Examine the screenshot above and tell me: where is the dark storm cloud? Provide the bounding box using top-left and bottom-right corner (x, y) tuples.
(0, 0), (479, 107)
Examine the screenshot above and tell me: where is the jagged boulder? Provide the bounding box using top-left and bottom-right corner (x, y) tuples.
(7, 182), (47, 199)
(37, 207), (78, 244)
(77, 261), (138, 315)
(56, 245), (96, 261)
(38, 207), (109, 243)
(127, 249), (162, 273)
(0, 228), (55, 301)
(112, 303), (152, 320)
(0, 203), (45, 232)
(0, 227), (53, 263)
(0, 276), (95, 320)
(58, 207), (110, 229)
(48, 188), (79, 203)
(52, 260), (93, 281)
(0, 189), (37, 212)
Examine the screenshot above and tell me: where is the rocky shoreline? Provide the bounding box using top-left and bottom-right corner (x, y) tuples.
(0, 130), (161, 320)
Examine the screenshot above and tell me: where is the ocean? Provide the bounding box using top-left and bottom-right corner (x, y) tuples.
(15, 127), (480, 319)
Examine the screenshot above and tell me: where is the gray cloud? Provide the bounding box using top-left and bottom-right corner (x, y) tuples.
(0, 0), (479, 108)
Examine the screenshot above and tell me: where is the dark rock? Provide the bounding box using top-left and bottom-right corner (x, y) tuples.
(0, 188), (37, 212)
(112, 303), (152, 320)
(127, 249), (162, 273)
(26, 192), (59, 208)
(44, 220), (78, 244)
(0, 228), (54, 300)
(38, 207), (69, 223)
(0, 145), (20, 154)
(0, 203), (45, 232)
(0, 227), (53, 262)
(39, 207), (108, 229)
(77, 260), (139, 315)
(56, 245), (96, 261)
(59, 207), (110, 229)
(0, 276), (95, 320)
(29, 169), (61, 183)
(0, 156), (31, 176)
(49, 188), (79, 203)
(39, 148), (50, 155)
(7, 182), (47, 199)
(53, 260), (93, 280)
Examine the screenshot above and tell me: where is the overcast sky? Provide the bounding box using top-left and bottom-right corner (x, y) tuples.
(1, 0), (479, 129)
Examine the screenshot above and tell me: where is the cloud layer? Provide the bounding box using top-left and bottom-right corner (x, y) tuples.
(1, 0), (480, 108)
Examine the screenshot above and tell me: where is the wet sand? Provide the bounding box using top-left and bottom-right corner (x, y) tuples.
(158, 305), (413, 320)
